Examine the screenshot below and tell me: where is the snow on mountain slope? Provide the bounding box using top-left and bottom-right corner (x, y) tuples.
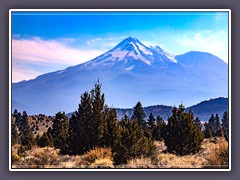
(12, 37), (228, 115)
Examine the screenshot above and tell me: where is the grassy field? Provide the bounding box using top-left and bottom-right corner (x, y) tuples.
(11, 137), (228, 169)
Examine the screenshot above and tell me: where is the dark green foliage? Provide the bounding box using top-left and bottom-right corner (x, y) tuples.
(204, 125), (213, 138)
(11, 119), (19, 145)
(68, 81), (156, 165)
(90, 80), (106, 147)
(194, 117), (202, 130)
(113, 114), (156, 164)
(69, 91), (93, 155)
(102, 107), (121, 148)
(13, 109), (18, 117)
(18, 111), (34, 150)
(221, 111), (229, 141)
(163, 105), (204, 156)
(147, 113), (156, 131)
(69, 81), (121, 155)
(216, 128), (224, 138)
(37, 132), (54, 147)
(131, 101), (146, 129)
(206, 114), (223, 137)
(152, 115), (166, 141)
(50, 112), (69, 154)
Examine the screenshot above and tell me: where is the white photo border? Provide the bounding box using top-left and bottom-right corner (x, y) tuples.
(9, 9), (231, 172)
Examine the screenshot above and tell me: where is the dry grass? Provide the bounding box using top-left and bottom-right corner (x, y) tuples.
(203, 140), (229, 168)
(125, 157), (154, 168)
(156, 153), (205, 168)
(12, 146), (60, 168)
(11, 138), (229, 169)
(78, 147), (114, 168)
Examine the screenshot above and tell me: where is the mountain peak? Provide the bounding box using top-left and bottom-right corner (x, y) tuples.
(113, 36), (140, 51)
(125, 36), (138, 41)
(85, 37), (179, 67)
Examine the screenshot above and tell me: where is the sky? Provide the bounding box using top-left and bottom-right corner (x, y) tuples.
(11, 11), (229, 82)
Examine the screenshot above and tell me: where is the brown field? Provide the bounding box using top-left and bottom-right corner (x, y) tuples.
(11, 137), (228, 169)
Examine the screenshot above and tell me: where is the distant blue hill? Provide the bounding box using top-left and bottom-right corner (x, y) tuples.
(115, 97), (228, 122)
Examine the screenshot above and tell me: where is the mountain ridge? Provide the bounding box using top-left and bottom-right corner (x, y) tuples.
(12, 37), (228, 115)
(115, 97), (228, 122)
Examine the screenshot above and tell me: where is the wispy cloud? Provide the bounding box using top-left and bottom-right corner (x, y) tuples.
(12, 64), (40, 83)
(174, 30), (228, 62)
(12, 37), (104, 65)
(12, 36), (105, 82)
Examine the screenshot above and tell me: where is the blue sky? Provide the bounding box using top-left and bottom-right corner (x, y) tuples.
(12, 11), (229, 82)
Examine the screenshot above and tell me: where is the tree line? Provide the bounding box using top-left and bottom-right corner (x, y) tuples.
(11, 81), (229, 165)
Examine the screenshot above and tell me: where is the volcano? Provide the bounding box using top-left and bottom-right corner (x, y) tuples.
(12, 37), (228, 115)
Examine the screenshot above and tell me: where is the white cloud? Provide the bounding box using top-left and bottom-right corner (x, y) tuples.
(12, 37), (105, 82)
(174, 30), (228, 63)
(12, 37), (104, 65)
(12, 64), (40, 83)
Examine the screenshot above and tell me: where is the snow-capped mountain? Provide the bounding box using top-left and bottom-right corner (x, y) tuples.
(12, 37), (228, 115)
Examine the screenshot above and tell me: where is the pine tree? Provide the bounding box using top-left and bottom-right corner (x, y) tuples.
(221, 111), (229, 141)
(11, 118), (19, 145)
(37, 132), (50, 147)
(163, 105), (204, 155)
(114, 114), (156, 164)
(147, 113), (156, 131)
(69, 91), (93, 155)
(215, 114), (222, 137)
(51, 112), (69, 154)
(204, 124), (213, 138)
(69, 81), (117, 155)
(13, 109), (18, 118)
(152, 115), (166, 141)
(103, 107), (121, 148)
(131, 101), (146, 129)
(208, 114), (222, 137)
(91, 80), (105, 147)
(18, 111), (34, 150)
(194, 117), (202, 130)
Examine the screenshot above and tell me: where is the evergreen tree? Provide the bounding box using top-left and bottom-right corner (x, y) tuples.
(208, 114), (222, 137)
(69, 91), (93, 155)
(163, 105), (204, 155)
(204, 124), (213, 138)
(114, 114), (156, 165)
(51, 112), (69, 154)
(91, 80), (105, 147)
(208, 114), (215, 136)
(215, 114), (222, 136)
(37, 132), (51, 147)
(131, 101), (146, 129)
(18, 111), (34, 150)
(152, 115), (166, 141)
(13, 109), (18, 118)
(103, 107), (121, 148)
(11, 119), (19, 145)
(147, 113), (156, 131)
(194, 117), (202, 130)
(69, 81), (118, 155)
(221, 111), (229, 141)
(67, 81), (157, 165)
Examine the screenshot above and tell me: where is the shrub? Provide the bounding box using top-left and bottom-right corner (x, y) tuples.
(113, 115), (156, 165)
(163, 105), (204, 156)
(82, 147), (113, 164)
(204, 141), (228, 168)
(13, 147), (60, 168)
